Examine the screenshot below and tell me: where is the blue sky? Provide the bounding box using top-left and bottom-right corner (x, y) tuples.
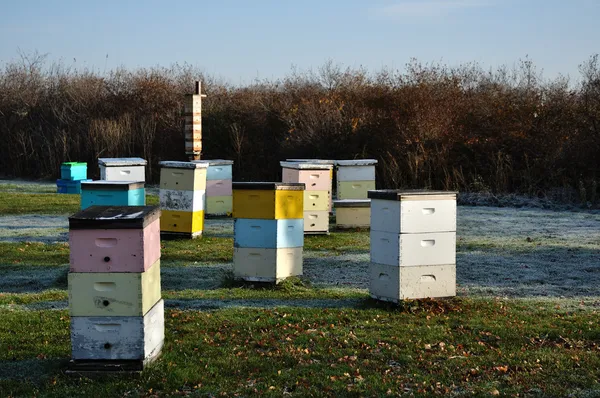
(1, 0), (598, 84)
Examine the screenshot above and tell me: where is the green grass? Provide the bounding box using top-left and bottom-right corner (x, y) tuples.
(0, 192), (158, 215)
(1, 299), (599, 396)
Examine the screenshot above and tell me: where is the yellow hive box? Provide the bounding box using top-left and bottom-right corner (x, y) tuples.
(233, 182), (304, 220)
(334, 199), (371, 229)
(159, 161), (208, 191)
(160, 210), (204, 235)
(206, 195), (233, 216)
(68, 259), (161, 317)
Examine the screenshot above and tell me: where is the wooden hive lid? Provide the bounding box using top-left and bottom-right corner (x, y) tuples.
(232, 182), (305, 191)
(80, 180), (145, 191)
(280, 161), (333, 170)
(159, 161), (209, 169)
(368, 189), (457, 201)
(69, 206), (161, 229)
(286, 159), (335, 165)
(202, 159), (234, 166)
(98, 157), (147, 166)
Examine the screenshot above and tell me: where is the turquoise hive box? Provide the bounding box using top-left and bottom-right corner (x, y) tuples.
(80, 181), (145, 210)
(60, 162), (88, 181)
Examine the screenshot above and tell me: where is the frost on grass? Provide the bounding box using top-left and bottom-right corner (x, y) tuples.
(0, 215), (68, 243)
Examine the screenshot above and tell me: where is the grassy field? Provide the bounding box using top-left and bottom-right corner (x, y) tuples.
(1, 186), (599, 397)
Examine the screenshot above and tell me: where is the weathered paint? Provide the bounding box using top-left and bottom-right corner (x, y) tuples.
(206, 164), (233, 180)
(232, 189), (303, 220)
(336, 165), (376, 182)
(81, 187), (145, 210)
(336, 180), (376, 200)
(206, 196), (233, 216)
(159, 167), (207, 191)
(233, 247), (303, 282)
(369, 263), (456, 301)
(68, 260), (161, 316)
(160, 210), (204, 234)
(303, 190), (329, 212)
(71, 299), (164, 361)
(206, 179), (233, 197)
(370, 198), (457, 234)
(370, 231), (456, 267)
(69, 218), (160, 273)
(60, 162), (87, 181)
(234, 218), (304, 248)
(282, 168), (331, 191)
(159, 189), (205, 212)
(303, 210), (329, 233)
(335, 206), (371, 229)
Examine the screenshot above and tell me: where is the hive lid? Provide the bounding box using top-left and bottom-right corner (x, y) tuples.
(368, 189), (457, 201)
(335, 159), (378, 166)
(159, 161), (209, 169)
(61, 162), (87, 167)
(232, 182), (305, 191)
(81, 180), (145, 191)
(98, 157), (147, 166)
(280, 161), (333, 170)
(333, 199), (371, 208)
(202, 159), (234, 166)
(286, 159), (335, 165)
(69, 206), (160, 229)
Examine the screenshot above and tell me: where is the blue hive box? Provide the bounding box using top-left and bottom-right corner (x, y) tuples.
(60, 162), (88, 181)
(80, 181), (146, 210)
(234, 218), (304, 249)
(57, 179), (91, 194)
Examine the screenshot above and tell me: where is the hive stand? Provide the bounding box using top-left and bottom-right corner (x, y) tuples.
(281, 161), (332, 234)
(159, 161), (209, 239)
(67, 206), (163, 374)
(367, 190), (457, 302)
(232, 182), (305, 283)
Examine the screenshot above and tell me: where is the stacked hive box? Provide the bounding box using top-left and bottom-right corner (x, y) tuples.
(68, 206), (163, 371)
(232, 182), (305, 282)
(98, 158), (147, 182)
(334, 159), (378, 229)
(184, 81), (206, 160)
(332, 199), (370, 229)
(286, 159), (335, 211)
(281, 161), (332, 234)
(204, 159), (234, 216)
(81, 181), (145, 210)
(367, 190), (457, 302)
(57, 162), (91, 194)
(159, 161), (208, 238)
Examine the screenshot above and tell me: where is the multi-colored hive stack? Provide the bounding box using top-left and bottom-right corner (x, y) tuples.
(204, 159), (234, 216)
(98, 158), (147, 182)
(286, 159), (335, 212)
(184, 81), (206, 160)
(281, 161), (332, 234)
(334, 159), (378, 229)
(159, 161), (208, 238)
(232, 182), (305, 283)
(367, 190), (457, 302)
(57, 162), (90, 194)
(80, 181), (145, 210)
(68, 206), (163, 371)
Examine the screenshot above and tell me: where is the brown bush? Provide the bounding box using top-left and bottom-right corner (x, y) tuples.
(1, 53), (599, 203)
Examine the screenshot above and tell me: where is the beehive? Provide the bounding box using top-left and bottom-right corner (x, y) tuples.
(159, 161), (208, 238)
(98, 158), (147, 182)
(204, 159), (234, 216)
(335, 159), (378, 200)
(80, 181), (145, 210)
(281, 161), (333, 234)
(332, 199), (370, 229)
(184, 82), (206, 159)
(68, 206), (163, 369)
(286, 159), (335, 211)
(57, 179), (92, 194)
(57, 162), (89, 194)
(367, 190), (457, 302)
(232, 182), (304, 282)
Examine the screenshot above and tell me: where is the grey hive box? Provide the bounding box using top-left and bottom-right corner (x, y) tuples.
(367, 189), (457, 302)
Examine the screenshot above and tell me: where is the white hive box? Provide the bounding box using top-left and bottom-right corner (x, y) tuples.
(98, 158), (147, 182)
(71, 299), (164, 361)
(233, 247), (303, 283)
(335, 159), (377, 200)
(367, 189), (457, 302)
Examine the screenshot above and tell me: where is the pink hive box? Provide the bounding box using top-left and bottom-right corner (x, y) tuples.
(206, 179), (233, 196)
(69, 206), (161, 273)
(282, 168), (331, 191)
